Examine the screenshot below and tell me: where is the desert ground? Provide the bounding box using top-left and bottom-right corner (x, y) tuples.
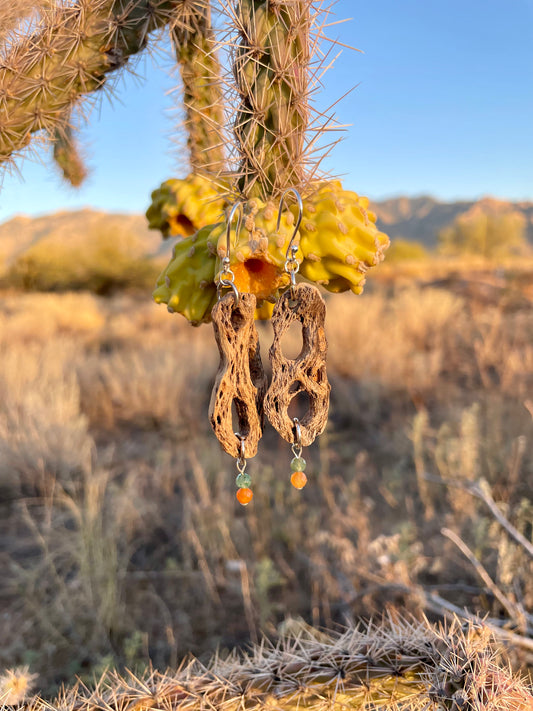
(0, 267), (532, 696)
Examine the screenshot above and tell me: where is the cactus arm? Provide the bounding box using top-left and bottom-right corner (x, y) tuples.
(0, 0), (198, 167)
(21, 620), (533, 711)
(52, 113), (88, 187)
(232, 0), (312, 199)
(170, 1), (227, 173)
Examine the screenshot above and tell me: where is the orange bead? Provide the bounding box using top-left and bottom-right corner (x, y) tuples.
(236, 487), (253, 505)
(290, 471), (308, 490)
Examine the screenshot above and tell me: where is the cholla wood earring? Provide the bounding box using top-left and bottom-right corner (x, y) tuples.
(264, 190), (331, 479)
(208, 203), (268, 504)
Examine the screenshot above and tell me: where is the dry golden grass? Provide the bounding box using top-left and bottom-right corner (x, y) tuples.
(0, 279), (531, 696)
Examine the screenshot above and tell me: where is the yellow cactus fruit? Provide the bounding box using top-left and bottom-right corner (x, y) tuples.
(153, 224), (220, 326)
(214, 198), (298, 302)
(254, 300), (275, 320)
(294, 181), (390, 294)
(146, 174), (226, 239)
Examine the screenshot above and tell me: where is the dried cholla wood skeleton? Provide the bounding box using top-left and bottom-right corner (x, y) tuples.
(264, 282), (330, 447)
(208, 291), (267, 459)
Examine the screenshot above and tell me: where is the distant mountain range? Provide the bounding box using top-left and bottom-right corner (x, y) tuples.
(0, 209), (165, 274)
(0, 196), (532, 272)
(373, 196), (533, 247)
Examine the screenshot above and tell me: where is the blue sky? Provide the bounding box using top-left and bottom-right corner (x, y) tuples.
(0, 0), (532, 222)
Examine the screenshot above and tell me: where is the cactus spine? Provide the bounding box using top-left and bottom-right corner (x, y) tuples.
(171, 1), (226, 173)
(18, 620), (533, 711)
(0, 1), (202, 166)
(232, 0), (312, 199)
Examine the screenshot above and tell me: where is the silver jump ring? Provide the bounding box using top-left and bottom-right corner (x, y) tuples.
(291, 417), (303, 458)
(217, 279), (239, 304)
(293, 417), (302, 447)
(235, 432), (246, 467)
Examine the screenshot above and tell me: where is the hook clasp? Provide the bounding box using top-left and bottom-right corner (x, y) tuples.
(217, 202), (243, 305)
(277, 188), (303, 294)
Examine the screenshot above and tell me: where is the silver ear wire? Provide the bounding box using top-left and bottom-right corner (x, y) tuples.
(276, 188), (303, 295)
(277, 188), (303, 258)
(217, 201), (243, 305)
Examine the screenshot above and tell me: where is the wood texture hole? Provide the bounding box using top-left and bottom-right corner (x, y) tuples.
(287, 390), (311, 421)
(279, 320), (303, 360)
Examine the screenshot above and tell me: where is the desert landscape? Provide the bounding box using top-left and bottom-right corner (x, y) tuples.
(1, 201), (532, 696)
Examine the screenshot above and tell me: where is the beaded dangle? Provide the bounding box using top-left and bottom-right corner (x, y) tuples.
(289, 418), (307, 489)
(235, 434), (253, 504)
(264, 189), (331, 486)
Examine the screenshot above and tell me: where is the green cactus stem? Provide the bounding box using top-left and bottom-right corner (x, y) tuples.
(232, 0), (312, 199)
(52, 115), (88, 187)
(0, 0), (202, 166)
(171, 1), (226, 173)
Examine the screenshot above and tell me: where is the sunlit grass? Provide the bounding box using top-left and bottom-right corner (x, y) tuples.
(0, 270), (531, 694)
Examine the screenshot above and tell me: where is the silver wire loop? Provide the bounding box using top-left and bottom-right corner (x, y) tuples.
(226, 202), (244, 261)
(276, 188), (303, 255)
(277, 189), (303, 298)
(217, 279), (239, 304)
(293, 417), (302, 446)
(217, 202), (243, 305)
(291, 417), (303, 458)
(235, 432), (246, 470)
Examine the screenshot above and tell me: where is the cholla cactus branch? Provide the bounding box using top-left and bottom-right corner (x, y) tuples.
(0, 0), (205, 169)
(52, 112), (88, 186)
(170, 1), (227, 173)
(230, 0), (312, 199)
(16, 618), (533, 711)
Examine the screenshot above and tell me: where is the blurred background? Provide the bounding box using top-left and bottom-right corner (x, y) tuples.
(0, 0), (532, 698)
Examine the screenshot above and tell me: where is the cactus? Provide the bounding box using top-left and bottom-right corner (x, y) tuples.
(170, 1), (226, 173)
(0, 0), (208, 167)
(145, 1), (228, 239)
(1, 0), (391, 318)
(0, 2), (46, 43)
(212, 196), (298, 301)
(52, 115), (88, 187)
(151, 2), (390, 322)
(153, 222), (220, 325)
(295, 180), (390, 294)
(147, 174), (227, 238)
(16, 619), (533, 710)
(151, 195), (299, 323)
(231, 0), (312, 200)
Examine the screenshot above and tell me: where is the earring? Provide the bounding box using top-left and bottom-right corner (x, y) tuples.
(209, 204), (268, 503)
(264, 189), (331, 466)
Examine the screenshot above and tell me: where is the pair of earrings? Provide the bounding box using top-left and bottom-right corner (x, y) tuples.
(208, 190), (330, 505)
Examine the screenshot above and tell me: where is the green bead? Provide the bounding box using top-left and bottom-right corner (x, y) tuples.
(236, 472), (252, 488)
(290, 456), (306, 472)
